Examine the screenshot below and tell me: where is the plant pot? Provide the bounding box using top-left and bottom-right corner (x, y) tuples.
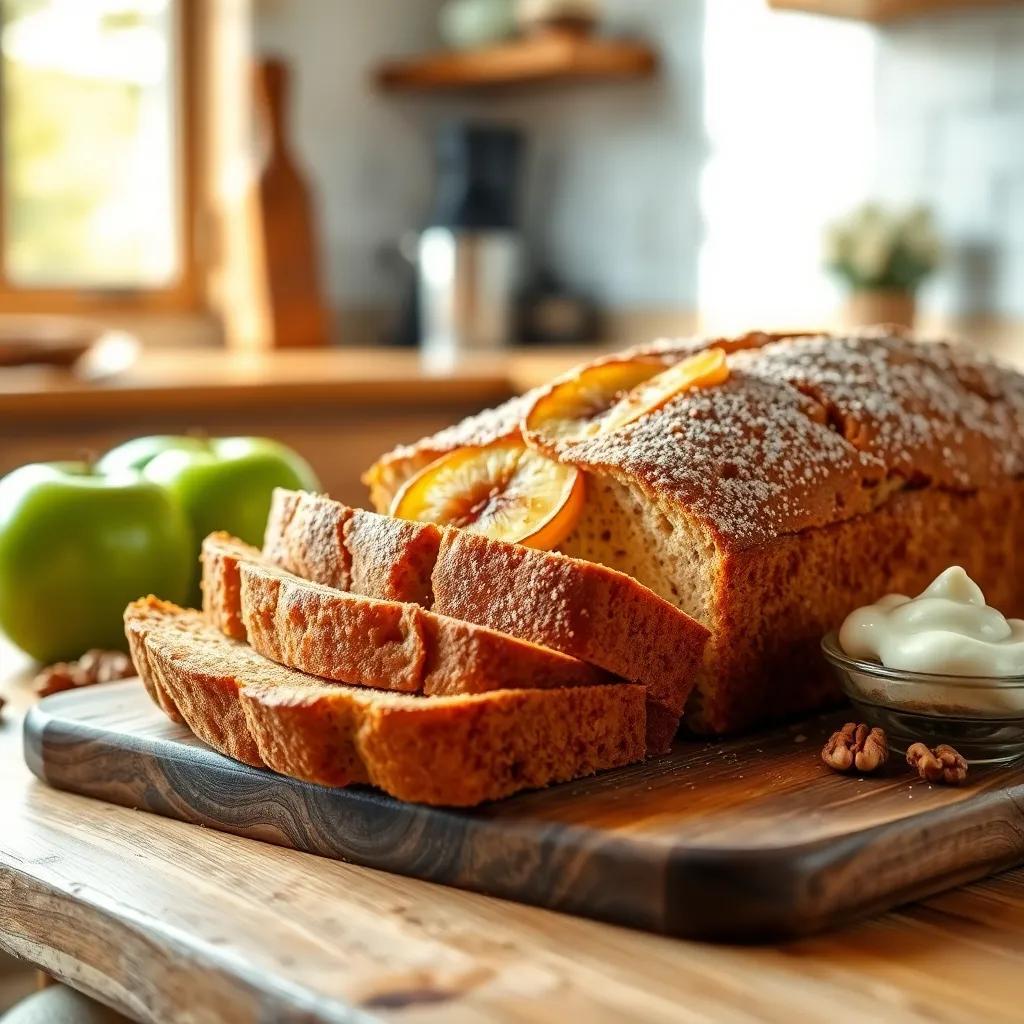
(844, 288), (916, 330)
(516, 0), (600, 36)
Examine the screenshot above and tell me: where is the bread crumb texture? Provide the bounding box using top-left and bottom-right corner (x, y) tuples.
(204, 533), (614, 698)
(261, 494), (708, 752)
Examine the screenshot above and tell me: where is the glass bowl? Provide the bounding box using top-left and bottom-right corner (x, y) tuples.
(821, 632), (1024, 765)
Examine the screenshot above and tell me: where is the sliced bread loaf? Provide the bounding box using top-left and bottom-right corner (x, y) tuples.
(202, 533), (613, 697)
(124, 597), (646, 805)
(261, 491), (709, 753)
(365, 330), (1024, 734)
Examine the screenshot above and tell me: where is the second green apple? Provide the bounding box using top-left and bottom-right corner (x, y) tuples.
(98, 435), (320, 601)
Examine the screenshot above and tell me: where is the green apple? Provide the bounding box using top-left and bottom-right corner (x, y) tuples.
(92, 435), (211, 474)
(0, 462), (193, 662)
(98, 436), (320, 599)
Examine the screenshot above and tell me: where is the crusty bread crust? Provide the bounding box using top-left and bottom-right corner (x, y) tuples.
(364, 330), (1024, 734)
(346, 507), (441, 607)
(125, 598), (646, 805)
(262, 493), (709, 752)
(199, 533), (246, 641)
(263, 488), (352, 591)
(125, 597), (263, 764)
(690, 480), (1024, 733)
(203, 533), (614, 697)
(263, 490), (443, 606)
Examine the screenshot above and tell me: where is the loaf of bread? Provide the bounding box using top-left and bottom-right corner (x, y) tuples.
(202, 533), (614, 696)
(125, 597), (646, 805)
(366, 329), (1024, 734)
(262, 490), (709, 752)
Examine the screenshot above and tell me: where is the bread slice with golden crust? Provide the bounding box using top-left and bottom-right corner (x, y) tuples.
(125, 596), (262, 765)
(202, 533), (614, 697)
(261, 492), (710, 753)
(124, 597), (646, 805)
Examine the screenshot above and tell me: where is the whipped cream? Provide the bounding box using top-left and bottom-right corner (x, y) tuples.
(839, 567), (1024, 678)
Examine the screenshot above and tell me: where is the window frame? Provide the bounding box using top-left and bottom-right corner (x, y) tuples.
(0, 0), (204, 314)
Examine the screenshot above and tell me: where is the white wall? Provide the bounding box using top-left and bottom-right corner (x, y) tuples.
(255, 0), (1024, 329)
(698, 0), (876, 330)
(255, 0), (706, 316)
(467, 0), (707, 310)
(254, 0), (445, 309)
(699, 1), (1024, 327)
(871, 5), (1024, 319)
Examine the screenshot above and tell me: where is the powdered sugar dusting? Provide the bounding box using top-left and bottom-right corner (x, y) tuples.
(733, 333), (1024, 487)
(568, 333), (1024, 544)
(565, 368), (882, 544)
(377, 331), (1024, 547)
(382, 389), (540, 466)
(377, 332), (784, 469)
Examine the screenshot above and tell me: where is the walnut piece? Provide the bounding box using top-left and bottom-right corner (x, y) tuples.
(822, 722), (888, 774)
(34, 649), (135, 698)
(906, 742), (969, 785)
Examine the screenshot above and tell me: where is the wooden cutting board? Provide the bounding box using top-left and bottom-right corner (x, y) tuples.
(24, 681), (1024, 942)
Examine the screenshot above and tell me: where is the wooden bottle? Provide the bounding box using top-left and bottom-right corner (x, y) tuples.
(253, 58), (331, 348)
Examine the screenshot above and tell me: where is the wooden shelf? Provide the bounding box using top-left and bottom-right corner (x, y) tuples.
(767, 0), (1018, 22)
(375, 33), (657, 93)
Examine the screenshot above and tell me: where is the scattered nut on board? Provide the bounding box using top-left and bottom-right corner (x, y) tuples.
(906, 742), (969, 785)
(821, 722), (889, 774)
(34, 649), (135, 698)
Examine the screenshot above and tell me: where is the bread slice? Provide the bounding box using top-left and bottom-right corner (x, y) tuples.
(125, 595), (263, 766)
(262, 491), (710, 753)
(124, 597), (646, 805)
(202, 533), (613, 697)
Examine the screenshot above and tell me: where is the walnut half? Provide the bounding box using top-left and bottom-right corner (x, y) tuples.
(34, 649), (135, 698)
(822, 722), (888, 774)
(906, 742), (968, 785)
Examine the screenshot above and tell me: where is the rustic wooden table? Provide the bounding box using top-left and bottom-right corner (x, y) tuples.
(1, 640), (1023, 1024)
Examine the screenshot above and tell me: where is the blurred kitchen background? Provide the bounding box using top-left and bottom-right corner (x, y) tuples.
(2, 0), (1023, 503)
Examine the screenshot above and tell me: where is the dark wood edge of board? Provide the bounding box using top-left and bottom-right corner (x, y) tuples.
(24, 697), (1024, 943)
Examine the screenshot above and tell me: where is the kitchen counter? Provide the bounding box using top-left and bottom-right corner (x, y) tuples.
(4, 326), (1024, 1020)
(0, 346), (598, 423)
(5, 319), (1022, 424)
(0, 346), (599, 507)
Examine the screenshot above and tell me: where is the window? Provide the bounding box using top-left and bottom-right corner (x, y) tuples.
(0, 0), (199, 311)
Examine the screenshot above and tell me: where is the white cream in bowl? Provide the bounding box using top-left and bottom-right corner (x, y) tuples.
(840, 566), (1024, 677)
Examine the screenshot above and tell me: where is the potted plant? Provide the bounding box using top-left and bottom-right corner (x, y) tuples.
(824, 202), (942, 328)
